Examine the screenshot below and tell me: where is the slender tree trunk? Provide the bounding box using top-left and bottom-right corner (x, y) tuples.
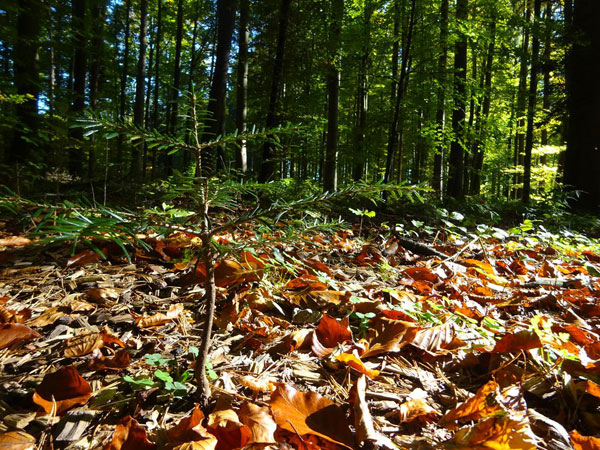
(143, 29), (154, 177)
(235, 0), (249, 174)
(183, 4), (200, 170)
(151, 0), (162, 178)
(432, 0), (449, 197)
(541, 2), (552, 153)
(446, 0), (468, 199)
(463, 49), (478, 195)
(117, 0), (131, 169)
(514, 5), (531, 198)
(131, 0), (147, 180)
(200, 0), (237, 174)
(564, 0), (600, 209)
(258, 0), (292, 183)
(10, 0), (42, 168)
(523, 0), (541, 204)
(323, 0), (343, 193)
(69, 0), (87, 177)
(384, 0), (416, 184)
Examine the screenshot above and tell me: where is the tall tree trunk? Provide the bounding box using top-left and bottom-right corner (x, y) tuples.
(166, 0), (185, 173)
(117, 0), (131, 169)
(143, 27), (154, 176)
(446, 0), (468, 199)
(10, 0), (41, 168)
(432, 0), (449, 197)
(541, 2), (552, 152)
(201, 0), (237, 174)
(352, 0), (374, 182)
(523, 0), (541, 204)
(323, 0), (343, 193)
(88, 0), (107, 179)
(258, 0), (292, 183)
(564, 0), (600, 209)
(183, 3), (201, 170)
(69, 0), (87, 177)
(235, 0), (249, 174)
(514, 5), (531, 198)
(470, 17), (496, 195)
(131, 0), (147, 180)
(384, 0), (416, 184)
(151, 0), (162, 178)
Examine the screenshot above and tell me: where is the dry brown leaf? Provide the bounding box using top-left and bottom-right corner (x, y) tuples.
(86, 288), (121, 304)
(449, 415), (537, 449)
(571, 430), (600, 450)
(492, 330), (542, 353)
(88, 349), (130, 371)
(105, 416), (156, 450)
(238, 402), (277, 445)
(0, 431), (36, 450)
(312, 314), (353, 356)
(334, 352), (379, 378)
(67, 249), (102, 267)
(0, 323), (41, 349)
(171, 440), (217, 450)
(206, 408), (251, 450)
(362, 318), (419, 358)
(64, 332), (105, 357)
(32, 366), (92, 415)
(353, 375), (397, 450)
(0, 236), (31, 247)
(28, 306), (69, 327)
(398, 398), (439, 423)
(411, 322), (465, 355)
(238, 375), (276, 393)
(136, 303), (184, 328)
(166, 406), (213, 443)
(270, 383), (354, 449)
(439, 380), (500, 429)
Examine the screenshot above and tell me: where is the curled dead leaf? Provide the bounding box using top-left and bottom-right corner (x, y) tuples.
(0, 323), (41, 349)
(362, 318), (419, 358)
(492, 330), (542, 353)
(136, 303), (184, 328)
(0, 431), (37, 450)
(238, 402), (277, 445)
(105, 416), (156, 450)
(449, 414), (537, 449)
(570, 430), (600, 450)
(312, 314), (353, 357)
(206, 408), (251, 450)
(239, 375), (276, 393)
(334, 352), (379, 378)
(166, 406), (213, 443)
(88, 349), (130, 371)
(33, 366), (92, 415)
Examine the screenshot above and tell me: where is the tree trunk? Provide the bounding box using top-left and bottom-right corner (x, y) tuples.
(514, 5), (531, 198)
(198, 0), (236, 175)
(131, 0), (147, 180)
(446, 0), (468, 199)
(235, 0), (249, 174)
(258, 0), (292, 183)
(541, 2), (552, 152)
(432, 0), (449, 197)
(323, 0), (343, 193)
(117, 0), (131, 169)
(10, 0), (42, 167)
(384, 0), (416, 184)
(564, 0), (600, 209)
(151, 0), (162, 178)
(523, 0), (541, 204)
(68, 0), (87, 177)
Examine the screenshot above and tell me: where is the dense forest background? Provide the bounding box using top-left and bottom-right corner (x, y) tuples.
(1, 0), (599, 209)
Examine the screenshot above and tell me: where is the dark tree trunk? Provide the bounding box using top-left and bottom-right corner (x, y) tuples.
(200, 0), (237, 174)
(446, 0), (467, 199)
(183, 1), (201, 169)
(523, 0), (541, 204)
(69, 0), (87, 177)
(10, 0), (42, 167)
(384, 0), (416, 184)
(323, 0), (343, 193)
(151, 0), (162, 178)
(514, 5), (531, 198)
(235, 0), (249, 174)
(432, 0), (449, 197)
(541, 2), (552, 152)
(131, 0), (147, 179)
(117, 0), (131, 168)
(258, 0), (292, 183)
(564, 0), (600, 209)
(352, 0), (373, 182)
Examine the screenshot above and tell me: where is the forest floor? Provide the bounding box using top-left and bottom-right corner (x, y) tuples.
(1, 213), (600, 450)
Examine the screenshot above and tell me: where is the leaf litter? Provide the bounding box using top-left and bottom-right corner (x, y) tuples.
(0, 219), (600, 449)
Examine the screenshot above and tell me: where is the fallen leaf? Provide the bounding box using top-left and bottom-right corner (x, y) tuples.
(492, 330), (542, 353)
(206, 408), (251, 450)
(171, 440), (217, 450)
(238, 402), (277, 445)
(449, 414), (537, 450)
(105, 416), (156, 450)
(571, 430), (600, 450)
(136, 303), (184, 328)
(313, 314), (353, 350)
(33, 366), (92, 415)
(362, 318), (419, 358)
(335, 352), (379, 378)
(411, 322), (464, 355)
(88, 349), (130, 371)
(166, 406), (213, 443)
(270, 383), (354, 449)
(27, 306), (69, 327)
(398, 398), (439, 423)
(0, 431), (36, 450)
(403, 266), (438, 283)
(239, 375), (276, 393)
(64, 332), (105, 357)
(86, 288), (121, 304)
(0, 323), (41, 349)
(67, 249), (102, 267)
(439, 380), (500, 429)
(353, 376), (397, 450)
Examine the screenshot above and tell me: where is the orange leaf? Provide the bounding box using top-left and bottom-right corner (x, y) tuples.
(571, 430), (600, 450)
(398, 398), (439, 423)
(136, 303), (184, 328)
(362, 318), (419, 358)
(206, 408), (252, 450)
(88, 349), (130, 371)
(64, 332), (105, 357)
(33, 366), (92, 415)
(166, 406), (213, 443)
(67, 249), (102, 267)
(0, 236), (31, 247)
(439, 381), (500, 429)
(334, 353), (379, 378)
(105, 416), (156, 450)
(0, 431), (36, 450)
(239, 375), (276, 393)
(403, 266), (438, 283)
(411, 322), (464, 355)
(450, 415), (537, 449)
(270, 383), (355, 449)
(313, 314), (353, 350)
(492, 330), (542, 353)
(238, 402), (277, 445)
(0, 323), (41, 349)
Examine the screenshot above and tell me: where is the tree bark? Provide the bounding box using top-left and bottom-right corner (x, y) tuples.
(151, 0), (162, 178)
(514, 5), (531, 198)
(235, 0), (249, 174)
(432, 0), (449, 197)
(564, 0), (600, 209)
(446, 0), (468, 200)
(88, 0), (106, 179)
(131, 0), (148, 180)
(200, 0), (237, 175)
(523, 0), (541, 204)
(117, 0), (131, 169)
(323, 0), (344, 193)
(258, 0), (292, 183)
(10, 0), (42, 167)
